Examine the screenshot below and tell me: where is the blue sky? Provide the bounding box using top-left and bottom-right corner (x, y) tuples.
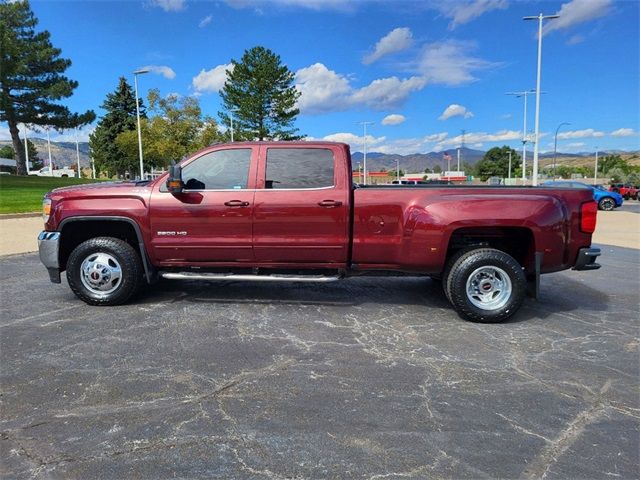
(3, 0), (639, 155)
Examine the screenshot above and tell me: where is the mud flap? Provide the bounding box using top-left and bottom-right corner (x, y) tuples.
(526, 252), (543, 299)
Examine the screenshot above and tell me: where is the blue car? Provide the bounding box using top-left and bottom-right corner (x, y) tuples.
(541, 181), (623, 211)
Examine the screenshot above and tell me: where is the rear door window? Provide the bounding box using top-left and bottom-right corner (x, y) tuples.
(265, 148), (334, 189)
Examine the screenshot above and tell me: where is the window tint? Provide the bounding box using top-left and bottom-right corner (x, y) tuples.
(265, 148), (334, 189)
(182, 149), (251, 190)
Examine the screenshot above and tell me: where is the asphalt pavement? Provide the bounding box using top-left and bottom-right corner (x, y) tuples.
(1, 246), (639, 479)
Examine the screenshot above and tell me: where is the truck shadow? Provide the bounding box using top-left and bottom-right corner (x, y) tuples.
(134, 273), (609, 324)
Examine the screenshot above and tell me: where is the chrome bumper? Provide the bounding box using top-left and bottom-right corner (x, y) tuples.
(38, 231), (61, 283)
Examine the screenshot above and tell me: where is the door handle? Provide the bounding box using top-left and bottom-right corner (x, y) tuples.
(224, 200), (250, 207)
(317, 200), (343, 208)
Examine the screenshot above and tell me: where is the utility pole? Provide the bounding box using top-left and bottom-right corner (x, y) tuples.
(508, 150), (512, 180)
(358, 121), (374, 185)
(524, 12), (559, 186)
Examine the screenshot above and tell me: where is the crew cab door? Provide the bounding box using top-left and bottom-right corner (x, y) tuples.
(252, 145), (349, 265)
(149, 146), (257, 264)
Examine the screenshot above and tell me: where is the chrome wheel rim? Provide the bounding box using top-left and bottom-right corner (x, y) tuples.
(601, 199), (614, 210)
(80, 252), (123, 295)
(465, 266), (512, 311)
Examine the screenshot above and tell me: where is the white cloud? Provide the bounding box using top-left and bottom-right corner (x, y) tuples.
(610, 128), (636, 137)
(363, 27), (414, 65)
(435, 129), (521, 150)
(226, 0), (352, 11)
(50, 124), (97, 143)
(543, 0), (612, 36)
(350, 76), (426, 110)
(192, 63), (234, 93)
(295, 63), (352, 114)
(382, 114), (406, 126)
(320, 132), (387, 151)
(557, 128), (605, 139)
(199, 15), (212, 28)
(500, 113), (512, 119)
(148, 0), (186, 12)
(438, 104), (474, 120)
(566, 34), (585, 45)
(435, 0), (508, 29)
(295, 63), (426, 114)
(417, 40), (495, 86)
(565, 142), (586, 148)
(139, 65), (176, 80)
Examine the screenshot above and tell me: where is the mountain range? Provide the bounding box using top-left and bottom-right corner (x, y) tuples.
(0, 138), (636, 173)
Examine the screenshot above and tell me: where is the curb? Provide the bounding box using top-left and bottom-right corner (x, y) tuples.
(0, 212), (41, 220)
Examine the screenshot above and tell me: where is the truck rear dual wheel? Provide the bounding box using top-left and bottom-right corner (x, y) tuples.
(66, 237), (143, 306)
(443, 248), (526, 323)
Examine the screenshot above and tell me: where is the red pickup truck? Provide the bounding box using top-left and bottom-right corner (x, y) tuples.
(38, 141), (601, 323)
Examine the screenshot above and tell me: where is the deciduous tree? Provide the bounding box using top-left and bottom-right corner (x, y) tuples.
(476, 146), (521, 181)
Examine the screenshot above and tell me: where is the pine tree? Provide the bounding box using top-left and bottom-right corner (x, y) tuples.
(0, 0), (95, 175)
(219, 46), (301, 141)
(89, 77), (144, 176)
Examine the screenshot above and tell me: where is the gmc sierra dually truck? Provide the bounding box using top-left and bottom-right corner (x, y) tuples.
(38, 141), (601, 323)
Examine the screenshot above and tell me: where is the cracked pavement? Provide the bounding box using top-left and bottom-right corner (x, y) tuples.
(0, 246), (638, 479)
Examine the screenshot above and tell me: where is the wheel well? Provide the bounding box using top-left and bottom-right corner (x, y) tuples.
(446, 227), (534, 272)
(59, 220), (140, 271)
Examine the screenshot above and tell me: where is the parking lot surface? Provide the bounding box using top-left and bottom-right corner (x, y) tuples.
(1, 246), (639, 479)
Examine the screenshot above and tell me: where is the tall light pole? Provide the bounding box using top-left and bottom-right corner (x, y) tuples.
(396, 158), (400, 183)
(553, 122), (570, 178)
(22, 124), (30, 173)
(46, 126), (53, 175)
(358, 121), (374, 185)
(524, 12), (559, 186)
(75, 127), (82, 178)
(594, 146), (599, 185)
(506, 90), (536, 184)
(508, 150), (512, 180)
(229, 107), (240, 142)
(133, 68), (150, 180)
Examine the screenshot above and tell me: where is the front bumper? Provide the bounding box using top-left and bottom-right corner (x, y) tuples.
(572, 247), (601, 271)
(38, 231), (61, 283)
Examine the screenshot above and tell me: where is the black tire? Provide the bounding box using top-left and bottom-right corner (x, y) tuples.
(598, 197), (616, 211)
(442, 248), (477, 303)
(66, 237), (143, 306)
(446, 248), (526, 323)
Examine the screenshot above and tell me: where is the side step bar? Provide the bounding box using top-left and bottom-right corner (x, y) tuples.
(160, 272), (342, 283)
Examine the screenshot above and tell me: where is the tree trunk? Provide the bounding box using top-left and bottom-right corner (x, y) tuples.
(7, 117), (27, 175)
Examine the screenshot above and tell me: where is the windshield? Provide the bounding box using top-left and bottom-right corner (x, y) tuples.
(594, 185), (607, 191)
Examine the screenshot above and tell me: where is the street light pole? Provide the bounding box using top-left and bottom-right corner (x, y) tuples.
(75, 127), (81, 178)
(553, 122), (570, 178)
(23, 124), (30, 173)
(46, 127), (53, 175)
(508, 150), (512, 180)
(594, 147), (599, 185)
(358, 121), (374, 185)
(524, 12), (559, 186)
(507, 89), (536, 184)
(133, 68), (150, 180)
(396, 158), (400, 183)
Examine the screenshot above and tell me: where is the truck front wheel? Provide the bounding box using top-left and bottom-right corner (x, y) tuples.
(446, 248), (526, 323)
(66, 237), (143, 306)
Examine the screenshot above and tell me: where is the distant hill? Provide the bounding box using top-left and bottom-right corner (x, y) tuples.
(0, 137), (90, 168)
(1, 137), (637, 173)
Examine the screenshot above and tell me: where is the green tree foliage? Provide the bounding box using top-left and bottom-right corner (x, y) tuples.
(0, 0), (95, 175)
(219, 46), (301, 141)
(0, 140), (41, 169)
(599, 154), (630, 174)
(476, 146), (521, 181)
(89, 77), (142, 177)
(432, 165), (442, 173)
(115, 89), (223, 173)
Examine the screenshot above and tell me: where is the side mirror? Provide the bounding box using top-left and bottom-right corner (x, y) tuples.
(166, 163), (184, 194)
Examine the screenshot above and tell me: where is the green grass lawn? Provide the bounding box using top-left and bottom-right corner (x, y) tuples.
(0, 175), (105, 214)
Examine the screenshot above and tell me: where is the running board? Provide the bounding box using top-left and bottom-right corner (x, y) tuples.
(160, 272), (342, 283)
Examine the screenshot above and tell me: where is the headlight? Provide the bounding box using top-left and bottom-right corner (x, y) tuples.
(43, 198), (52, 222)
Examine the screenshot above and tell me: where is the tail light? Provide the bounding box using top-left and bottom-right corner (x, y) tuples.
(580, 201), (597, 233)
